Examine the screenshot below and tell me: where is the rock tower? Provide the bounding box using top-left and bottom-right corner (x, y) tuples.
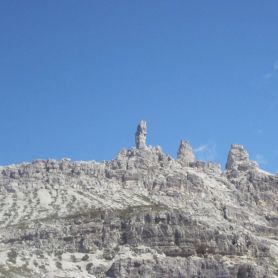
(177, 140), (195, 164)
(135, 120), (147, 149)
(226, 144), (257, 171)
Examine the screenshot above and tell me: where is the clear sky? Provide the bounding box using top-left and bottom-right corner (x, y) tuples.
(1, 1), (278, 172)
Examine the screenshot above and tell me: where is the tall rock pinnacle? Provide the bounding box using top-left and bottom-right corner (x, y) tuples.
(135, 120), (147, 149)
(177, 140), (195, 164)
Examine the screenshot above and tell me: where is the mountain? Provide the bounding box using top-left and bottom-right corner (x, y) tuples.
(0, 121), (277, 277)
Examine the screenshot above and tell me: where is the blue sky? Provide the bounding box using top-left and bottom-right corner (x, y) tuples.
(0, 1), (278, 172)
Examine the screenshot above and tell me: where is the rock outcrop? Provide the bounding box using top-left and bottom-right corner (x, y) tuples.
(226, 144), (258, 171)
(135, 120), (147, 149)
(0, 121), (277, 277)
(177, 140), (195, 165)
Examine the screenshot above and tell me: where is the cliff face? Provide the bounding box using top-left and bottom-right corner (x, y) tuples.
(0, 122), (277, 277)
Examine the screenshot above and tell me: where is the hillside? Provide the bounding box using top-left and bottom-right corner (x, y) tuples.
(0, 121), (277, 277)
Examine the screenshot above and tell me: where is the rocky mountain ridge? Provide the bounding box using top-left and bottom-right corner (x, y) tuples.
(0, 121), (277, 277)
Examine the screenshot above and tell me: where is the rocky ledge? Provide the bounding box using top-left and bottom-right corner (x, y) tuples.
(0, 121), (277, 277)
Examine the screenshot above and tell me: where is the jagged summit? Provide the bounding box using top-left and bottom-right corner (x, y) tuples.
(0, 121), (267, 174)
(177, 140), (196, 164)
(0, 121), (277, 277)
(226, 144), (249, 169)
(132, 121), (258, 174)
(225, 144), (258, 171)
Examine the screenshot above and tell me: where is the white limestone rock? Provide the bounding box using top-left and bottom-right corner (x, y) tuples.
(177, 140), (195, 165)
(135, 120), (147, 149)
(225, 144), (258, 171)
(207, 161), (222, 174)
(0, 122), (277, 277)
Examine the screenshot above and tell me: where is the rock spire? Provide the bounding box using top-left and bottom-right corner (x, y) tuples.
(135, 120), (147, 149)
(177, 140), (195, 164)
(225, 144), (257, 171)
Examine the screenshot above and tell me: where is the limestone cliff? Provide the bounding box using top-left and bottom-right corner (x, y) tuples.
(0, 122), (277, 277)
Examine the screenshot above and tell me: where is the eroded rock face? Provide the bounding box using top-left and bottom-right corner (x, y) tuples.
(135, 120), (147, 149)
(177, 140), (195, 165)
(226, 144), (257, 171)
(0, 122), (277, 277)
